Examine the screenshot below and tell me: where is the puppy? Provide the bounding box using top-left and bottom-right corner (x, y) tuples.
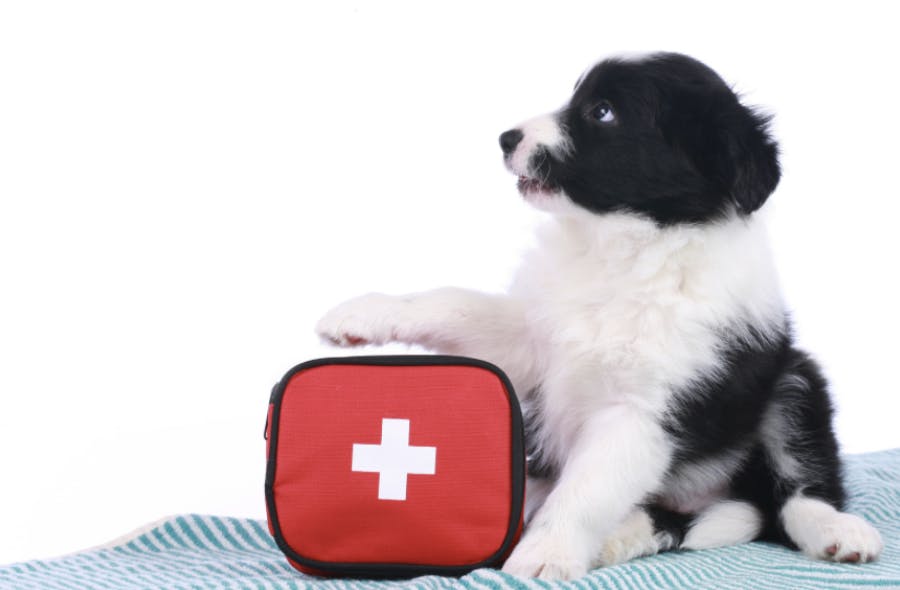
(316, 53), (882, 580)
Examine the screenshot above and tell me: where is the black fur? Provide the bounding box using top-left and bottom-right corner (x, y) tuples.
(530, 53), (781, 225)
(645, 504), (694, 549)
(660, 326), (845, 547)
(729, 349), (846, 545)
(662, 329), (793, 466)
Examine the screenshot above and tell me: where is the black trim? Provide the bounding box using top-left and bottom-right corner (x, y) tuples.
(264, 355), (525, 578)
(264, 383), (278, 440)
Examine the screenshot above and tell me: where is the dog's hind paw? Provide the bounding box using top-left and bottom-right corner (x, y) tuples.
(807, 512), (883, 563)
(783, 497), (883, 564)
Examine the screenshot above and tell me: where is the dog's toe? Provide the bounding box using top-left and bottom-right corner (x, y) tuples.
(315, 293), (400, 347)
(501, 528), (589, 581)
(796, 511), (883, 563)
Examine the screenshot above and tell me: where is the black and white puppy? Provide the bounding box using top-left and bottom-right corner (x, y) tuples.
(316, 53), (882, 580)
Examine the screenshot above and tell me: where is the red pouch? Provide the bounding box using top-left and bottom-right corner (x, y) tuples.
(264, 355), (525, 578)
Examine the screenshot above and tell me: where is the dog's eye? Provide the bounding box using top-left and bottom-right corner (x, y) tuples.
(589, 102), (615, 123)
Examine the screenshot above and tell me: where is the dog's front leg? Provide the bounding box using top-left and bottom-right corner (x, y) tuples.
(502, 404), (671, 581)
(316, 287), (538, 392)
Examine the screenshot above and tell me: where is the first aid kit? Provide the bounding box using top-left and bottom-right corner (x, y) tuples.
(264, 355), (525, 577)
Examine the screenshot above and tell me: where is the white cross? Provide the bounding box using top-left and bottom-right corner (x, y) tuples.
(351, 418), (437, 501)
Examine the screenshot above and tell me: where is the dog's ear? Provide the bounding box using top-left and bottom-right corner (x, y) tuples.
(717, 103), (781, 214)
(665, 92), (781, 215)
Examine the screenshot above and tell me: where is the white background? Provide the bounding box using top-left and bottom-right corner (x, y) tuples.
(1, 0), (898, 565)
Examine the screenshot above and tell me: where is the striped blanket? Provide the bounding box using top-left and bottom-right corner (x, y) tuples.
(3, 449), (899, 590)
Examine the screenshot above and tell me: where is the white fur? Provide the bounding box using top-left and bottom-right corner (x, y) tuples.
(502, 112), (574, 214)
(523, 476), (554, 526)
(501, 211), (784, 579)
(596, 509), (664, 567)
(781, 494), (883, 563)
(316, 288), (539, 395)
(759, 394), (806, 482)
(508, 210), (784, 480)
(682, 500), (763, 550)
(503, 404), (672, 579)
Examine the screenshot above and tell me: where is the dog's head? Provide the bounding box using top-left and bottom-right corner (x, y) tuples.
(500, 53), (780, 225)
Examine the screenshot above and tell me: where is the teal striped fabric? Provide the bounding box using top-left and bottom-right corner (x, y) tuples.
(3, 449), (899, 590)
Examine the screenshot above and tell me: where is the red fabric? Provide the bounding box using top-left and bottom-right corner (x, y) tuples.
(271, 363), (515, 568)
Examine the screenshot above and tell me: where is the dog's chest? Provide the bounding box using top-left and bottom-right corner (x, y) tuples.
(516, 233), (722, 397)
(512, 214), (784, 480)
(514, 214), (781, 387)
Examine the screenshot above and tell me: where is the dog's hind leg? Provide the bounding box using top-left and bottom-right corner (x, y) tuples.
(733, 349), (883, 563)
(315, 287), (539, 392)
(597, 500), (764, 567)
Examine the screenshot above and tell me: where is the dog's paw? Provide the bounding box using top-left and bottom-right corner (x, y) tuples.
(501, 528), (589, 581)
(315, 293), (408, 347)
(597, 510), (660, 566)
(792, 510), (883, 563)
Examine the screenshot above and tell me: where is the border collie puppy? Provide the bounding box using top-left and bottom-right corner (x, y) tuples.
(316, 52), (882, 580)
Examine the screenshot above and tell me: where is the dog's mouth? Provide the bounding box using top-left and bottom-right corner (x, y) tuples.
(517, 175), (560, 197)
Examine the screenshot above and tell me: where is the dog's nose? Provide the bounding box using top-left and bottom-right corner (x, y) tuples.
(499, 129), (524, 156)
